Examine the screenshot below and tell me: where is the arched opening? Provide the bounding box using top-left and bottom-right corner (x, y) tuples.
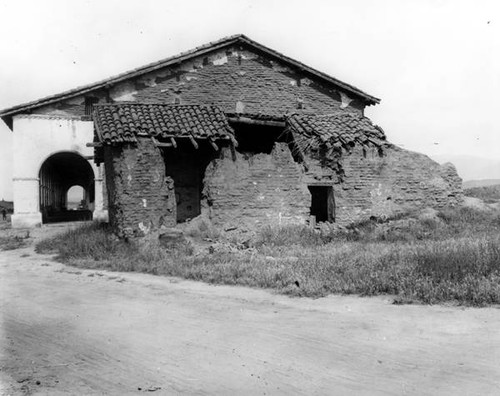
(39, 152), (94, 223)
(66, 185), (85, 210)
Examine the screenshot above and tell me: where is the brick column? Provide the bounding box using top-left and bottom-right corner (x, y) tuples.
(103, 138), (176, 237)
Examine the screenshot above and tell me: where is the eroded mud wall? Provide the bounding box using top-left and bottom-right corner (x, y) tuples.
(103, 138), (176, 237)
(329, 145), (463, 223)
(203, 143), (311, 228)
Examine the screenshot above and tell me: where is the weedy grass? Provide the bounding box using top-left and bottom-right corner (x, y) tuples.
(464, 184), (500, 204)
(0, 234), (29, 251)
(36, 206), (500, 306)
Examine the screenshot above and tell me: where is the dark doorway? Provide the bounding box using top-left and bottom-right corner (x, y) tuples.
(308, 185), (335, 223)
(39, 152), (94, 223)
(164, 140), (217, 223)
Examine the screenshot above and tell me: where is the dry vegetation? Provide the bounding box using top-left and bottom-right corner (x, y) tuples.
(36, 206), (500, 306)
(0, 232), (30, 251)
(464, 184), (500, 204)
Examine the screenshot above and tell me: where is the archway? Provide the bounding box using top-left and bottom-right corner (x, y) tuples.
(66, 185), (85, 210)
(39, 152), (95, 223)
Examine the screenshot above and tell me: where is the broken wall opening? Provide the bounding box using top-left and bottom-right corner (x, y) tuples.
(232, 123), (288, 154)
(308, 185), (335, 223)
(39, 152), (94, 223)
(163, 140), (220, 223)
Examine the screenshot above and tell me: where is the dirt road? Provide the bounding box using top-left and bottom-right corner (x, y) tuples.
(1, 227), (500, 395)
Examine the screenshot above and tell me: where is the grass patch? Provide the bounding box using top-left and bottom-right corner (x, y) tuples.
(36, 222), (135, 260)
(36, 207), (500, 306)
(0, 232), (30, 251)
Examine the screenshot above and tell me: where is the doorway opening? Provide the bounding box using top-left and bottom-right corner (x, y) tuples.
(163, 140), (218, 223)
(39, 152), (94, 223)
(308, 185), (335, 223)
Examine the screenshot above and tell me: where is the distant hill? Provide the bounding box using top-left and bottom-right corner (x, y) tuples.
(463, 179), (500, 189)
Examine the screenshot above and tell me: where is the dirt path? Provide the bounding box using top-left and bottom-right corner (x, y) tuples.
(1, 226), (500, 395)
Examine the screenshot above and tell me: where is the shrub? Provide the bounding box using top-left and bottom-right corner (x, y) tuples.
(36, 222), (135, 260)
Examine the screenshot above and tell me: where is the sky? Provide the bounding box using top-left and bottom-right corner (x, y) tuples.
(0, 0), (499, 200)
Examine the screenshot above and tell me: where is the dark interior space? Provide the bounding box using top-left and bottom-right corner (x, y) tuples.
(308, 185), (335, 223)
(232, 123), (287, 154)
(163, 140), (219, 223)
(39, 152), (94, 223)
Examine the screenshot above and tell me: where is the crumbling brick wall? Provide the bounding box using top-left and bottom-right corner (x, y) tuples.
(103, 138), (176, 237)
(203, 143), (311, 228)
(328, 145), (463, 224)
(132, 46), (364, 117)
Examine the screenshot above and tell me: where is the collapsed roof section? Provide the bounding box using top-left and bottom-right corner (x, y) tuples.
(286, 113), (387, 154)
(93, 104), (386, 155)
(92, 104), (389, 175)
(93, 103), (235, 145)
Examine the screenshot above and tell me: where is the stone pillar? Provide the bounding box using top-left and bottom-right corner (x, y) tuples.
(11, 177), (42, 228)
(92, 163), (108, 222)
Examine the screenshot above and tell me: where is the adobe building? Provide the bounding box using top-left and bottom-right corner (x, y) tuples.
(0, 35), (462, 234)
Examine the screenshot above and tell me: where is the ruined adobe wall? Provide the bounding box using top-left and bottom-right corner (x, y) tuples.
(203, 143), (311, 228)
(33, 45), (364, 118)
(325, 145), (463, 224)
(103, 138), (176, 237)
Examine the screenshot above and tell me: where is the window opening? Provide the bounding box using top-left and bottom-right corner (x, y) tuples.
(85, 97), (98, 116)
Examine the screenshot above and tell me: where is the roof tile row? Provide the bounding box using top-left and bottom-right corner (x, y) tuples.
(94, 104), (234, 144)
(286, 113), (386, 150)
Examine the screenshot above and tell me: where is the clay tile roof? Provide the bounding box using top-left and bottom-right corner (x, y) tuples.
(286, 113), (387, 150)
(93, 103), (235, 145)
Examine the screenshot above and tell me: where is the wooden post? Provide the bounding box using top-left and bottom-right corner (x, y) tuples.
(209, 138), (219, 151)
(189, 135), (199, 149)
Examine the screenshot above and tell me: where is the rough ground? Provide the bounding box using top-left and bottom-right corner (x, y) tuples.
(1, 224), (500, 395)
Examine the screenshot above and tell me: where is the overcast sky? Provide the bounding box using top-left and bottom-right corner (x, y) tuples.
(0, 0), (499, 200)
